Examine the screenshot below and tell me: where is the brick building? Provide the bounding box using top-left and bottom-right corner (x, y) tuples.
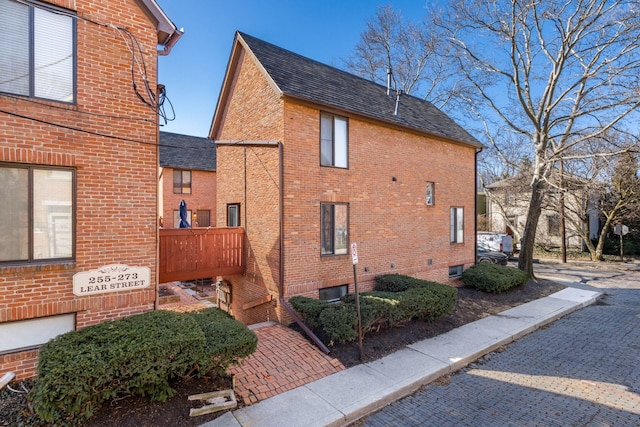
(0, 0), (181, 379)
(159, 131), (217, 229)
(210, 32), (482, 325)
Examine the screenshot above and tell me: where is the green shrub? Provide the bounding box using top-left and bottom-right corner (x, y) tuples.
(462, 263), (530, 293)
(288, 296), (330, 329)
(397, 285), (457, 321)
(342, 291), (407, 328)
(318, 304), (358, 344)
(187, 308), (258, 375)
(30, 308), (256, 425)
(375, 274), (424, 292)
(290, 276), (458, 346)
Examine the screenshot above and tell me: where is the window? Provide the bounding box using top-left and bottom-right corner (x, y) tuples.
(0, 0), (76, 103)
(0, 164), (74, 263)
(173, 170), (191, 194)
(173, 209), (191, 228)
(0, 313), (75, 354)
(227, 204), (240, 227)
(449, 265), (463, 278)
(321, 203), (348, 255)
(426, 182), (435, 206)
(450, 207), (464, 243)
(320, 112), (348, 168)
(195, 210), (210, 227)
(319, 285), (348, 303)
(548, 214), (560, 237)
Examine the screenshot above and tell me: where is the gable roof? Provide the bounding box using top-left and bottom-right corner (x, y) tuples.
(211, 32), (481, 148)
(159, 132), (217, 171)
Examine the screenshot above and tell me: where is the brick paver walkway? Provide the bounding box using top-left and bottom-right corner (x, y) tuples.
(161, 283), (345, 406)
(228, 324), (345, 405)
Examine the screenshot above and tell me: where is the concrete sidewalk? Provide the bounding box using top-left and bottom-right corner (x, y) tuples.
(202, 287), (601, 427)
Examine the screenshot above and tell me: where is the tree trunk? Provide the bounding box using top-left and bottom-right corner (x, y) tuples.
(518, 179), (545, 278)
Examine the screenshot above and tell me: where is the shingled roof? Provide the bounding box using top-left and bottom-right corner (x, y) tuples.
(159, 131), (217, 171)
(236, 32), (482, 148)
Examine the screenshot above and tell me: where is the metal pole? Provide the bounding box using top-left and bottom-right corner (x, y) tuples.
(353, 264), (364, 360)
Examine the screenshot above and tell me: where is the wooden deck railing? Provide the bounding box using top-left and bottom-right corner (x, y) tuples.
(159, 227), (244, 283)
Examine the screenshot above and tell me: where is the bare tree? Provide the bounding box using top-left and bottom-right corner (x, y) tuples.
(437, 0), (640, 276)
(344, 5), (459, 108)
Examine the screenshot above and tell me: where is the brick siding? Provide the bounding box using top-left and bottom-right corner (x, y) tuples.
(0, 0), (162, 379)
(213, 42), (476, 326)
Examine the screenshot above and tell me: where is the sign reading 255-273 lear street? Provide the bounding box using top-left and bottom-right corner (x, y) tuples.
(73, 264), (151, 296)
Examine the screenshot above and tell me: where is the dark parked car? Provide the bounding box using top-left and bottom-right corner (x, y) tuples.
(477, 247), (508, 265)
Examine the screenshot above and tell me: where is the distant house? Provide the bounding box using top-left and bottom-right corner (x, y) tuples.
(159, 132), (217, 228)
(0, 0), (181, 379)
(210, 32), (483, 325)
(485, 173), (600, 250)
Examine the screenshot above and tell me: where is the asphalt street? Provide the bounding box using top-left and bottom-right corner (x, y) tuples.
(356, 264), (640, 426)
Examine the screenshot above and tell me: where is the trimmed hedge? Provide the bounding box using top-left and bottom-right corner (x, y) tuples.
(291, 276), (457, 346)
(30, 308), (256, 425)
(462, 263), (530, 293)
(187, 308), (258, 375)
(288, 296), (330, 329)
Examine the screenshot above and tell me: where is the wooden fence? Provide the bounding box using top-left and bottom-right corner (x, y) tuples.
(159, 227), (244, 283)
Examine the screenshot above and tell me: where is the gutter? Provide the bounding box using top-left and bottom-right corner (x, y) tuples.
(475, 146), (483, 263)
(275, 142), (330, 354)
(138, 0), (183, 56)
(216, 140), (330, 354)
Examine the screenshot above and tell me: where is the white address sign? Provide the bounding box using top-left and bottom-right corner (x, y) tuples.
(73, 264), (151, 296)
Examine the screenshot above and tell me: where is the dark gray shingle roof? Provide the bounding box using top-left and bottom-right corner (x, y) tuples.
(159, 131), (217, 171)
(238, 32), (481, 148)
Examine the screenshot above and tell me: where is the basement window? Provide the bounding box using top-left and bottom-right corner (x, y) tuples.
(448, 265), (463, 278)
(319, 285), (348, 303)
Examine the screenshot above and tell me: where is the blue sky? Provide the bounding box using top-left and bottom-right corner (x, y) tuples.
(157, 0), (429, 137)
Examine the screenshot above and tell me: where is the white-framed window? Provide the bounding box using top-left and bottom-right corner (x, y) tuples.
(173, 209), (192, 228)
(320, 112), (348, 168)
(0, 0), (76, 103)
(0, 164), (74, 263)
(173, 169), (192, 194)
(426, 181), (435, 206)
(319, 284), (348, 303)
(321, 203), (348, 255)
(448, 265), (463, 278)
(450, 207), (464, 243)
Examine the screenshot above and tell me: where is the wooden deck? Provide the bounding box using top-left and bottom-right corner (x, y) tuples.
(159, 227), (244, 283)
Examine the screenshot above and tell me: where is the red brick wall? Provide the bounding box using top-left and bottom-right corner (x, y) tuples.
(161, 167), (217, 228)
(0, 0), (162, 379)
(213, 42), (476, 326)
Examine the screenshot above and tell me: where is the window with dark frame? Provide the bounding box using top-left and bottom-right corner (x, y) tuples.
(320, 112), (348, 168)
(0, 164), (74, 263)
(227, 204), (240, 227)
(321, 203), (348, 255)
(173, 169), (191, 194)
(0, 0), (76, 103)
(448, 265), (463, 278)
(450, 207), (464, 243)
(196, 210), (210, 227)
(548, 214), (561, 237)
(319, 285), (348, 303)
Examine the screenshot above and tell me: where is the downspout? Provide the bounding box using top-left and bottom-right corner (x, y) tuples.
(474, 146), (483, 264)
(276, 142), (330, 354)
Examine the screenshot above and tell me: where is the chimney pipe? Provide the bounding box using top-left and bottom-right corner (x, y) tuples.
(394, 90), (403, 116)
